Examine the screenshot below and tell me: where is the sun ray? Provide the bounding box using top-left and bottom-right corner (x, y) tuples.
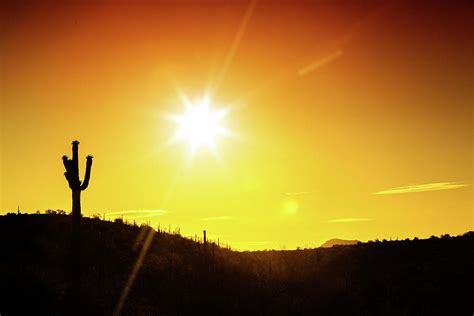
(210, 0), (257, 97)
(113, 227), (156, 316)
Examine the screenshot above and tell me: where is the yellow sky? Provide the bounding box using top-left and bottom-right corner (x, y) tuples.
(1, 1), (472, 249)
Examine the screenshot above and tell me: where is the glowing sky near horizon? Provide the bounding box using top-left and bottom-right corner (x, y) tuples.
(1, 0), (472, 249)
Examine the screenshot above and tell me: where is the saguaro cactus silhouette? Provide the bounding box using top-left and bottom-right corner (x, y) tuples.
(62, 140), (92, 308)
(63, 140), (93, 233)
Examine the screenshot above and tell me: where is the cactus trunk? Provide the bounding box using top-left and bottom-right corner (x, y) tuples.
(72, 190), (81, 231)
(72, 189), (81, 263)
(71, 189), (81, 311)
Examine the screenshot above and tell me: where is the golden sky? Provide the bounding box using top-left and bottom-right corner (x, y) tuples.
(1, 0), (472, 249)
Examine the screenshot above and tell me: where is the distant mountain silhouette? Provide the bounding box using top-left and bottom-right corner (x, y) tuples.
(320, 238), (360, 248)
(1, 213), (473, 315)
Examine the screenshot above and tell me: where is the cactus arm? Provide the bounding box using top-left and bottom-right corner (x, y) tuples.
(80, 155), (93, 191)
(62, 155), (69, 171)
(63, 156), (75, 189)
(64, 172), (74, 189)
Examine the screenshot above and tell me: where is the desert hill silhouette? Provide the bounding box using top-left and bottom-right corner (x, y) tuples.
(1, 213), (473, 315)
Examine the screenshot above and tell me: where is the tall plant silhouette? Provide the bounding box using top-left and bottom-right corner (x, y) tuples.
(62, 140), (93, 307)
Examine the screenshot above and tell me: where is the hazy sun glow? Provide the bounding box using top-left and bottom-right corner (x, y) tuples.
(169, 96), (230, 154)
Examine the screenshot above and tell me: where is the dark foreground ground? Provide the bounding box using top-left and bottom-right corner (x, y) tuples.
(0, 214), (473, 315)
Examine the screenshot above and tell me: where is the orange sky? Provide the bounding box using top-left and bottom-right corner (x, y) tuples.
(1, 0), (472, 249)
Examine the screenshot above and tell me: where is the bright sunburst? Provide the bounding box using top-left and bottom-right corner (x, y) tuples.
(168, 95), (230, 154)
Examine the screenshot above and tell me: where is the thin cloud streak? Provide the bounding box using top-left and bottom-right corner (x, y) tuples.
(374, 182), (468, 195)
(105, 210), (169, 217)
(327, 218), (374, 223)
(129, 213), (169, 220)
(285, 191), (311, 196)
(230, 241), (269, 246)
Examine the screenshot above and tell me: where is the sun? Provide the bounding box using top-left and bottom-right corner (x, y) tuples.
(168, 95), (230, 154)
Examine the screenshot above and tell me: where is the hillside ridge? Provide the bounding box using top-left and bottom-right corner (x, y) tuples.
(1, 213), (473, 315)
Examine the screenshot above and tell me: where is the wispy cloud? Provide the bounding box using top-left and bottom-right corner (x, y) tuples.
(105, 210), (169, 218)
(327, 218), (374, 223)
(202, 216), (234, 221)
(129, 213), (169, 220)
(374, 182), (468, 195)
(285, 191), (311, 196)
(229, 241), (269, 247)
